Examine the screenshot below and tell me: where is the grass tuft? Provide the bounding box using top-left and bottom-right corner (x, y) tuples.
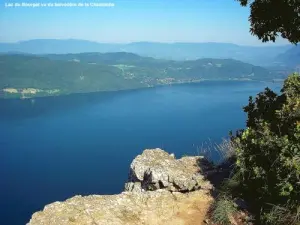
(196, 138), (236, 165)
(211, 195), (238, 225)
(263, 204), (300, 225)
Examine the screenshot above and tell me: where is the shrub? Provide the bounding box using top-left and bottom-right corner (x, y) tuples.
(231, 73), (300, 224)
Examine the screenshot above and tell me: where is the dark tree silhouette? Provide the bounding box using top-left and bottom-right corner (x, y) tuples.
(236, 0), (300, 44)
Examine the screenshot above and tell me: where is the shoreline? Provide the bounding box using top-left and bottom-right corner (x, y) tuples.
(0, 78), (281, 100)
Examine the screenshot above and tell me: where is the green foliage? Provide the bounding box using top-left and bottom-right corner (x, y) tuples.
(218, 171), (243, 196)
(231, 73), (300, 224)
(236, 0), (300, 44)
(211, 196), (238, 225)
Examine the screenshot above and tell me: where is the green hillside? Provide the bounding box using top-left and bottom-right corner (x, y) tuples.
(0, 53), (282, 98)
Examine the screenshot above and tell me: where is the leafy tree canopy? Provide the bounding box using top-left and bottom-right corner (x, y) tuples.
(236, 0), (300, 44)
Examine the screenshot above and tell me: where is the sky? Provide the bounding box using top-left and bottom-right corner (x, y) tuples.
(0, 0), (290, 45)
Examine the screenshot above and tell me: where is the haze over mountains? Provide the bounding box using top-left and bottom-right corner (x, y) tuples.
(276, 45), (300, 68)
(1, 39), (299, 99)
(0, 39), (295, 66)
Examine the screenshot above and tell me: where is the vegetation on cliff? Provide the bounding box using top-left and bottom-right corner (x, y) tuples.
(210, 1), (300, 223)
(211, 74), (300, 225)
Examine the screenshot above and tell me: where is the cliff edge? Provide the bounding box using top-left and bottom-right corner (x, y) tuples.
(27, 148), (214, 225)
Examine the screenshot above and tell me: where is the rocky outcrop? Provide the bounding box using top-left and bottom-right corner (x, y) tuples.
(28, 190), (213, 225)
(125, 148), (213, 192)
(27, 149), (214, 225)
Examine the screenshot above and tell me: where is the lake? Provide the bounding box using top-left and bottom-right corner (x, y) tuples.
(0, 81), (282, 225)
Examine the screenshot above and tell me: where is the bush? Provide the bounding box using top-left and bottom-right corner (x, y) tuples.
(231, 73), (300, 224)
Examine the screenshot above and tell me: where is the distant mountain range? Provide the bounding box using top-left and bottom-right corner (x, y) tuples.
(275, 45), (300, 68)
(0, 52), (283, 99)
(0, 39), (293, 66)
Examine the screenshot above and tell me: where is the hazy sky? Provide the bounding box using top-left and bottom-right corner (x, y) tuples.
(0, 0), (290, 45)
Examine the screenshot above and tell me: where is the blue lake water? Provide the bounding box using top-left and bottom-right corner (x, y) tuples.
(0, 81), (282, 225)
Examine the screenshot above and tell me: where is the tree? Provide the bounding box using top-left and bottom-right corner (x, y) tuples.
(236, 0), (300, 44)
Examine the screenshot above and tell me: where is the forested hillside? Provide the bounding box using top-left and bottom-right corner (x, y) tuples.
(0, 53), (282, 98)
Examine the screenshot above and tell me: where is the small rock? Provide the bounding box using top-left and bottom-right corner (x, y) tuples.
(124, 182), (143, 193)
(204, 218), (210, 224)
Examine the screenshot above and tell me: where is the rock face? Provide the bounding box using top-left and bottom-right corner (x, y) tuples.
(27, 149), (214, 225)
(125, 148), (213, 192)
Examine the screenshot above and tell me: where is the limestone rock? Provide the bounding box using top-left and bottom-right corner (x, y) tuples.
(27, 189), (213, 225)
(125, 148), (213, 192)
(124, 182), (143, 193)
